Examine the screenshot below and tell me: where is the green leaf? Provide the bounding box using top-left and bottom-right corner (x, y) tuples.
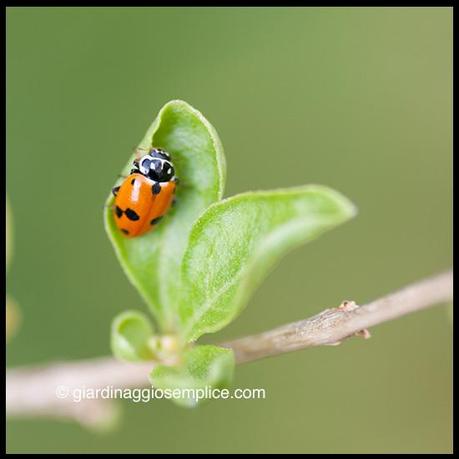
(111, 310), (155, 362)
(179, 185), (356, 341)
(104, 100), (226, 332)
(150, 345), (235, 408)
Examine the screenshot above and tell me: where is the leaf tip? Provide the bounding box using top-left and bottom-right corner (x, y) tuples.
(308, 184), (358, 222)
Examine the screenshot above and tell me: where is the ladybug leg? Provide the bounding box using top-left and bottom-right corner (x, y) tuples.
(130, 158), (140, 174)
(112, 185), (121, 196)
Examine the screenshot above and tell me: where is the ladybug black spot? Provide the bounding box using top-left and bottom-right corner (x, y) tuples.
(125, 208), (140, 221)
(121, 229), (129, 235)
(131, 178), (136, 185)
(115, 206), (123, 218)
(112, 186), (120, 197)
(152, 182), (161, 195)
(150, 216), (163, 226)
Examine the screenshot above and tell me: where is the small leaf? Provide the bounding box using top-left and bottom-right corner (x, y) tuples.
(150, 345), (235, 408)
(104, 100), (226, 332)
(179, 185), (356, 341)
(111, 310), (155, 362)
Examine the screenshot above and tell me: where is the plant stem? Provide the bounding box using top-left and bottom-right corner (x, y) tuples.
(223, 270), (452, 363)
(6, 270), (452, 427)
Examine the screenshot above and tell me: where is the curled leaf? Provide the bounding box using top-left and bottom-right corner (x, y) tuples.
(111, 310), (155, 362)
(179, 185), (356, 341)
(105, 100), (226, 332)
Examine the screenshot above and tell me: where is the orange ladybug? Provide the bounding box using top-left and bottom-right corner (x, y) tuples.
(112, 148), (178, 238)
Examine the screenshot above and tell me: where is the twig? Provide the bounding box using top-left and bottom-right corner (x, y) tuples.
(6, 270), (452, 427)
(223, 270), (452, 363)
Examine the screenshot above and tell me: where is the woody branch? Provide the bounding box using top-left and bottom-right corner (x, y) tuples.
(6, 270), (452, 427)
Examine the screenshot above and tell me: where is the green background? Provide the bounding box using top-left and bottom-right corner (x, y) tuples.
(6, 7), (452, 454)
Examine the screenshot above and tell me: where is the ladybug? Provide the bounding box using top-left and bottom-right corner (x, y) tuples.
(112, 147), (178, 238)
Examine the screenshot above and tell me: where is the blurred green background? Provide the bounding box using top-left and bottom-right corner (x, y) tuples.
(6, 7), (452, 454)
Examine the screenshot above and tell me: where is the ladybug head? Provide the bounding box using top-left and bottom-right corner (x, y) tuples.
(136, 149), (175, 182)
